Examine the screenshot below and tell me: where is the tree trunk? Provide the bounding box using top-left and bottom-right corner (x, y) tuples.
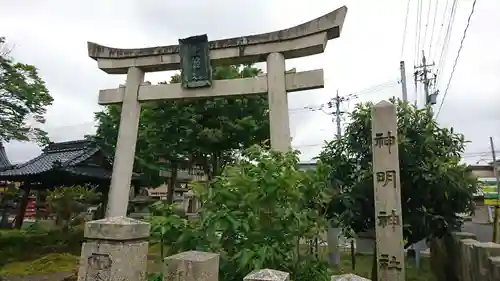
(371, 242), (378, 281)
(0, 194), (9, 228)
(97, 184), (109, 219)
(208, 151), (224, 179)
(211, 153), (218, 180)
(166, 164), (177, 204)
(15, 185), (31, 229)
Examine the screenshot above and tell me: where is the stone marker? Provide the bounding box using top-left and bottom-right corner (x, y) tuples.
(489, 256), (500, 281)
(451, 232), (476, 279)
(331, 274), (370, 281)
(77, 216), (150, 281)
(371, 100), (405, 281)
(471, 242), (500, 281)
(244, 269), (289, 281)
(164, 251), (219, 281)
(460, 239), (481, 281)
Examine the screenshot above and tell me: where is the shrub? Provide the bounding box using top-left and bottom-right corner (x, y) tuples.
(149, 145), (335, 281)
(0, 227), (83, 266)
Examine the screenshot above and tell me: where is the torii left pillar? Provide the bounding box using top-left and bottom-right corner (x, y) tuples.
(77, 67), (151, 281)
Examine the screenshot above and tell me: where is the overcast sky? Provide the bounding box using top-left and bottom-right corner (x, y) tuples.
(0, 0), (498, 165)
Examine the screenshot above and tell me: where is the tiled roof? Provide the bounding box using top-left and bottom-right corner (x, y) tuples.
(0, 143), (11, 171)
(0, 140), (104, 177)
(64, 166), (112, 179)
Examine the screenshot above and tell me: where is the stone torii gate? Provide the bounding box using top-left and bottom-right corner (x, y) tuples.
(78, 7), (347, 281)
(91, 6), (347, 219)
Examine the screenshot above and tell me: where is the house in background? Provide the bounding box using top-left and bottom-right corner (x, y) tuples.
(469, 164), (497, 178)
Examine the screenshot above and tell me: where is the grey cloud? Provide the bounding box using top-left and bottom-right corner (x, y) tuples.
(0, 0), (498, 165)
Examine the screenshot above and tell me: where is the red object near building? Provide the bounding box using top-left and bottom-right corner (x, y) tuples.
(24, 197), (36, 219)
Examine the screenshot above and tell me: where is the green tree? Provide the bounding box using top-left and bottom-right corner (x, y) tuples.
(47, 185), (101, 231)
(149, 145), (332, 281)
(92, 64), (270, 190)
(0, 37), (53, 144)
(318, 99), (478, 248)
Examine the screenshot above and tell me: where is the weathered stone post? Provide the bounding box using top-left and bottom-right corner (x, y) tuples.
(164, 251), (220, 281)
(107, 67), (145, 218)
(489, 256), (500, 281)
(266, 52), (291, 153)
(371, 100), (405, 281)
(459, 239), (480, 281)
(331, 274), (370, 281)
(451, 232), (476, 279)
(471, 242), (500, 281)
(77, 65), (151, 281)
(244, 269), (290, 281)
(77, 217), (150, 281)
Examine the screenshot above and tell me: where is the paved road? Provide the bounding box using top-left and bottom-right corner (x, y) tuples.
(462, 221), (492, 242)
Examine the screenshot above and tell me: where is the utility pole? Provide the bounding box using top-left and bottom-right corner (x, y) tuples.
(335, 90), (342, 139)
(400, 61), (408, 102)
(327, 90), (357, 139)
(490, 137), (500, 243)
(325, 90), (357, 268)
(414, 50), (437, 106)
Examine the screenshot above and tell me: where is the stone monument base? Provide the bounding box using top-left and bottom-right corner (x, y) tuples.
(77, 216), (150, 281)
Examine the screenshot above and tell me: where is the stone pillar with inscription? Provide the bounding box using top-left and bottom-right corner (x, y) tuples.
(371, 100), (405, 281)
(244, 269), (290, 281)
(77, 217), (150, 281)
(164, 251), (219, 281)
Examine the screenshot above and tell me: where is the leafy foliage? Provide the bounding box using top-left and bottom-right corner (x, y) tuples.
(0, 37), (53, 144)
(0, 227), (83, 266)
(47, 186), (101, 231)
(149, 145), (333, 281)
(147, 201), (193, 261)
(92, 65), (269, 187)
(318, 99), (478, 247)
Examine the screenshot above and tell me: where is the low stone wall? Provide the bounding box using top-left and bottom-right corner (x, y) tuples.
(163, 250), (369, 281)
(430, 232), (500, 281)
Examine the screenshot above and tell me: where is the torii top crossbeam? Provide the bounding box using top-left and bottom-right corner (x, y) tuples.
(87, 6), (347, 74)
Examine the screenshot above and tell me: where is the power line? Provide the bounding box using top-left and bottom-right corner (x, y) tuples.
(435, 0), (459, 87)
(431, 0), (450, 64)
(414, 0), (423, 65)
(422, 0), (433, 51)
(303, 80), (399, 113)
(400, 0), (412, 60)
(436, 0), (478, 119)
(427, 0), (439, 57)
(40, 80), (400, 133)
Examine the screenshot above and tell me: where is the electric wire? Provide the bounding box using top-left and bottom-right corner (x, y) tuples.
(435, 0), (459, 87)
(400, 0), (412, 60)
(422, 0), (433, 52)
(435, 0), (478, 119)
(431, 0), (450, 64)
(427, 0), (439, 59)
(414, 0), (423, 65)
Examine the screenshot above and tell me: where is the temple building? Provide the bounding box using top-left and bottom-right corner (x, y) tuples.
(0, 140), (118, 227)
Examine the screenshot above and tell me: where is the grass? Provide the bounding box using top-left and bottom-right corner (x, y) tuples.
(0, 244), (436, 281)
(0, 253), (78, 276)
